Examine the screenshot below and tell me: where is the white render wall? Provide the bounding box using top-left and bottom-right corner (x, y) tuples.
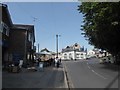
(87, 50), (95, 56)
(61, 51), (86, 60)
(87, 50), (96, 58)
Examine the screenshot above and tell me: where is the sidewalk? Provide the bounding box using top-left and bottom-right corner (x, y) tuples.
(2, 63), (68, 88)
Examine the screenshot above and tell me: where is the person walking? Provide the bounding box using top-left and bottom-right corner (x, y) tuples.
(37, 58), (43, 71)
(55, 57), (60, 68)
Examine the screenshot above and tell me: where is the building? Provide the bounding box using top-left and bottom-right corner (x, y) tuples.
(87, 50), (96, 58)
(1, 3), (36, 68)
(9, 24), (36, 66)
(0, 3), (13, 67)
(54, 52), (62, 59)
(61, 43), (86, 60)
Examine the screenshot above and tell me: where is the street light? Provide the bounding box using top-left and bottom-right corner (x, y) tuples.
(56, 34), (61, 58)
(38, 43), (39, 53)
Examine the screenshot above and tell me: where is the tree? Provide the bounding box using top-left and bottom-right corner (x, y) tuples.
(78, 2), (120, 64)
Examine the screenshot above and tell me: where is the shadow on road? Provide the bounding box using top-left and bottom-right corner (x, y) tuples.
(90, 57), (120, 72)
(104, 72), (120, 90)
(100, 63), (120, 72)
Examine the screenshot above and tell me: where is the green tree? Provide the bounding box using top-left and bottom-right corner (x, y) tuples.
(78, 2), (120, 64)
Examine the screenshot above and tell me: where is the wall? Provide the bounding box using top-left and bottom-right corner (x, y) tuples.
(62, 51), (86, 60)
(9, 28), (26, 62)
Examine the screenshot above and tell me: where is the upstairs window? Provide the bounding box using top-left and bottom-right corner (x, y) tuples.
(2, 22), (9, 36)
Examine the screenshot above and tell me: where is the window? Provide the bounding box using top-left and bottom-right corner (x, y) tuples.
(69, 53), (72, 59)
(75, 44), (78, 47)
(28, 33), (34, 42)
(2, 22), (9, 36)
(28, 33), (31, 41)
(76, 54), (79, 58)
(64, 54), (67, 59)
(81, 53), (84, 58)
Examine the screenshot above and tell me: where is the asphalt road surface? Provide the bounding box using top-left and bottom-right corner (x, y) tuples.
(63, 58), (119, 89)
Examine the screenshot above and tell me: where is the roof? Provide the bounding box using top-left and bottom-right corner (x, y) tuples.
(39, 51), (51, 55)
(0, 3), (13, 27)
(62, 43), (82, 53)
(13, 24), (34, 30)
(40, 48), (56, 55)
(41, 48), (50, 52)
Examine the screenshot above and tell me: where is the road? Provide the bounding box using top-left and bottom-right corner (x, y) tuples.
(63, 58), (119, 89)
(2, 65), (67, 88)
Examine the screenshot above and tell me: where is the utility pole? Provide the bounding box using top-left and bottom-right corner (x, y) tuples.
(38, 43), (39, 53)
(56, 34), (60, 58)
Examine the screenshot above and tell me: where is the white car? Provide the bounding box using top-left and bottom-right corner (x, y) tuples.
(99, 57), (109, 64)
(100, 56), (115, 64)
(107, 56), (115, 64)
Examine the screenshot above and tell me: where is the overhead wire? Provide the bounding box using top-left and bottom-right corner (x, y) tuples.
(5, 2), (40, 24)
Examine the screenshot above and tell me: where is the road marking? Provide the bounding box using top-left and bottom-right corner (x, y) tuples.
(63, 63), (74, 88)
(87, 66), (90, 69)
(91, 70), (107, 79)
(87, 61), (107, 80)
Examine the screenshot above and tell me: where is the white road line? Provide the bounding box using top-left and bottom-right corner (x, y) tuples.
(92, 70), (95, 72)
(91, 70), (107, 79)
(87, 66), (90, 69)
(87, 62), (107, 80)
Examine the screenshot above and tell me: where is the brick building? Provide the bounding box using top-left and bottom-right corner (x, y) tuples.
(1, 3), (36, 68)
(0, 3), (13, 66)
(9, 24), (36, 66)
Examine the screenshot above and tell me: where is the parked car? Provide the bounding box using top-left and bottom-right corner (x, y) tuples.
(99, 56), (115, 64)
(99, 57), (106, 64)
(107, 56), (115, 64)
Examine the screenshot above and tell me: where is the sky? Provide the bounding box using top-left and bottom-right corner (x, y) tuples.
(5, 2), (94, 52)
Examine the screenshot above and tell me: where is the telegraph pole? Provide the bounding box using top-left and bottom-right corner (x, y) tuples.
(38, 43), (39, 53)
(56, 34), (60, 58)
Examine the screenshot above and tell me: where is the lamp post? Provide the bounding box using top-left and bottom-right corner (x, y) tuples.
(56, 34), (60, 58)
(38, 43), (39, 53)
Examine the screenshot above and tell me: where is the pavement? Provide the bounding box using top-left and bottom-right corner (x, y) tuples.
(2, 63), (68, 89)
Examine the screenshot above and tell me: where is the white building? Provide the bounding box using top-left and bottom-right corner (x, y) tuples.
(61, 43), (87, 60)
(87, 50), (96, 58)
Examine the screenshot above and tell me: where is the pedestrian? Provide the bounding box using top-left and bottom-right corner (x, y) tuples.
(38, 61), (44, 71)
(55, 57), (60, 68)
(60, 58), (61, 63)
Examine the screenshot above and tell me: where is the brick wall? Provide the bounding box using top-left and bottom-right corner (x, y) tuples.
(9, 28), (26, 61)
